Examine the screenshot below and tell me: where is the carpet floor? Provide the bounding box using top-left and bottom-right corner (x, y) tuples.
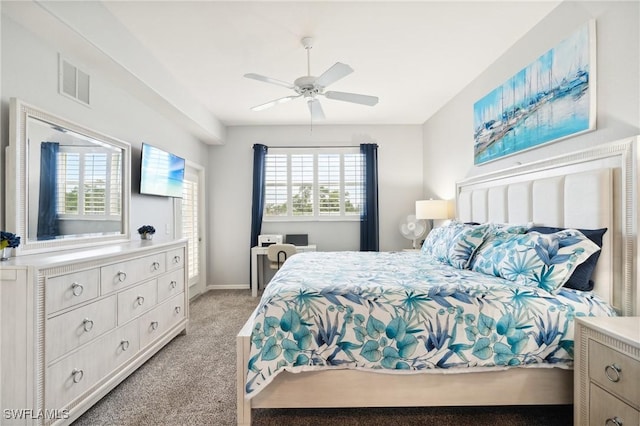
(73, 290), (573, 425)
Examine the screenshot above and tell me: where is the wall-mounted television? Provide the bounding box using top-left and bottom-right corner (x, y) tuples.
(140, 142), (185, 198)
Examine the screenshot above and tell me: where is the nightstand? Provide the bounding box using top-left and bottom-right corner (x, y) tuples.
(574, 317), (640, 426)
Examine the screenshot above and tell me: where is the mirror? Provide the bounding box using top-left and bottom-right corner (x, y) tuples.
(6, 98), (131, 255)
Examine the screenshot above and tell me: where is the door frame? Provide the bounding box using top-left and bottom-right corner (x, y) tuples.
(174, 160), (206, 299)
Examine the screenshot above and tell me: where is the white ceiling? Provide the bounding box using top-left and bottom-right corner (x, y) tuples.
(98, 1), (560, 127)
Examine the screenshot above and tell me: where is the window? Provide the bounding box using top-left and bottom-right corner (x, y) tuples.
(264, 148), (364, 220)
(56, 146), (122, 219)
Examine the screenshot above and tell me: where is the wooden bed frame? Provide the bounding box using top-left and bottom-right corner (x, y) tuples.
(237, 137), (639, 425)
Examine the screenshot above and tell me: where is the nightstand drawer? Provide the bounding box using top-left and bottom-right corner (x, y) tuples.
(589, 339), (640, 406)
(590, 383), (639, 426)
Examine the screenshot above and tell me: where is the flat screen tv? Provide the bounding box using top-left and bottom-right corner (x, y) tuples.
(140, 143), (185, 198)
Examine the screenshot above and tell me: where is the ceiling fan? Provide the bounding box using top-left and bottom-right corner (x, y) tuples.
(244, 37), (379, 120)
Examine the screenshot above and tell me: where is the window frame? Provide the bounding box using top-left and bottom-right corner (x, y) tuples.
(263, 147), (364, 222)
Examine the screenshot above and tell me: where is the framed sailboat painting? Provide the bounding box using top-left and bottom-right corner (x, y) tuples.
(473, 20), (596, 165)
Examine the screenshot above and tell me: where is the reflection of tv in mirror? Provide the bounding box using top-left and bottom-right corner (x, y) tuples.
(140, 143), (185, 198)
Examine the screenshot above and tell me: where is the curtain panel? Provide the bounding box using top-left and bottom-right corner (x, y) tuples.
(37, 142), (60, 240)
(360, 143), (379, 251)
(250, 144), (269, 277)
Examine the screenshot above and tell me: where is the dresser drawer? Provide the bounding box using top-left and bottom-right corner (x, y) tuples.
(101, 252), (166, 294)
(46, 295), (117, 363)
(158, 269), (184, 302)
(590, 383), (639, 426)
(589, 339), (640, 407)
(46, 268), (100, 314)
(117, 279), (158, 325)
(45, 320), (139, 410)
(166, 247), (185, 270)
(139, 293), (185, 348)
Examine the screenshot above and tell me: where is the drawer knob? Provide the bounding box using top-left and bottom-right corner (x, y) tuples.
(170, 280), (177, 289)
(117, 271), (127, 282)
(173, 255), (181, 264)
(606, 417), (623, 426)
(136, 296), (145, 306)
(152, 261), (160, 271)
(175, 306), (181, 314)
(82, 318), (94, 332)
(71, 368), (84, 383)
(605, 364), (622, 382)
(121, 340), (130, 351)
(150, 321), (159, 331)
(71, 282), (84, 296)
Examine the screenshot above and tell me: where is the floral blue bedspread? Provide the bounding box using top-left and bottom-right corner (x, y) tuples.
(245, 251), (616, 397)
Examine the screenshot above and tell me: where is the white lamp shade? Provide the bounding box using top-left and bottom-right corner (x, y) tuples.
(415, 199), (450, 220)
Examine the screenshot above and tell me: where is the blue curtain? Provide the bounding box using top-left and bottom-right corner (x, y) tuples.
(250, 144), (268, 248)
(360, 143), (379, 251)
(37, 142), (60, 240)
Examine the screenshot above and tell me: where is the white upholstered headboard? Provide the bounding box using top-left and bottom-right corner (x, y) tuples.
(456, 137), (638, 316)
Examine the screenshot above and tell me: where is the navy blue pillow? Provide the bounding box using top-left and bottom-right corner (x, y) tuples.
(527, 226), (607, 291)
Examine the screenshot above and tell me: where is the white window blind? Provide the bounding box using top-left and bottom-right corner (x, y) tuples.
(317, 154), (341, 216)
(83, 153), (107, 214)
(264, 154), (288, 216)
(181, 177), (199, 281)
(291, 154), (314, 216)
(264, 148), (364, 220)
(56, 148), (122, 219)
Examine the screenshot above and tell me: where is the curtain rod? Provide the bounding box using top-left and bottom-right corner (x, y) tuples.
(268, 145), (360, 149)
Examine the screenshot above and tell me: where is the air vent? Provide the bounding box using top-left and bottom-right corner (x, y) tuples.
(59, 55), (90, 106)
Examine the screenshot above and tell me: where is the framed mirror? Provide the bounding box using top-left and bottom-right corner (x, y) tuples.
(6, 98), (131, 255)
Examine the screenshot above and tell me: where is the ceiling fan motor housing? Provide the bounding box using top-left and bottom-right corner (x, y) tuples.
(294, 76), (321, 98)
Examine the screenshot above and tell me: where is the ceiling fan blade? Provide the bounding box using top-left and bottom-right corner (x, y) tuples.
(315, 62), (353, 88)
(324, 91), (379, 106)
(244, 73), (295, 90)
(307, 98), (325, 120)
(250, 95), (301, 111)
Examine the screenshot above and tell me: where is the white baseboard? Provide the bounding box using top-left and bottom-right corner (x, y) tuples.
(205, 284), (249, 290)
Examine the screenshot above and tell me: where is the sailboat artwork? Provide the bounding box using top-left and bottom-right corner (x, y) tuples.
(473, 20), (596, 164)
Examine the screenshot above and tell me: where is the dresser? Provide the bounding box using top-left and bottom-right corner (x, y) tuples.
(574, 317), (640, 426)
(0, 239), (188, 425)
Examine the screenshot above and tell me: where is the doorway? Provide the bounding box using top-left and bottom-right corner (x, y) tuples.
(175, 163), (206, 299)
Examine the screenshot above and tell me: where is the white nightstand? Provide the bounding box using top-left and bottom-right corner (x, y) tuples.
(574, 316), (640, 426)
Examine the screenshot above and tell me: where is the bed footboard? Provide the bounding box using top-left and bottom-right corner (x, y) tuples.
(237, 315), (254, 426)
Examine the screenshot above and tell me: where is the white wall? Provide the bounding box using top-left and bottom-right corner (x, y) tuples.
(422, 1), (640, 202)
(207, 125), (423, 287)
(0, 15), (209, 240)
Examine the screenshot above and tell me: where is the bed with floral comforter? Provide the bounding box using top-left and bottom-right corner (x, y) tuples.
(245, 250), (615, 397)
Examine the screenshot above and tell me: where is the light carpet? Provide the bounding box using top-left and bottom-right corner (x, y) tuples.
(73, 290), (572, 425)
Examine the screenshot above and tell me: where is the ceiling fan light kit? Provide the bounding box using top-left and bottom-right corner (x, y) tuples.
(244, 37), (379, 120)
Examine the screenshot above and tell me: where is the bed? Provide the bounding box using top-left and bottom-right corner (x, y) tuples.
(236, 137), (639, 425)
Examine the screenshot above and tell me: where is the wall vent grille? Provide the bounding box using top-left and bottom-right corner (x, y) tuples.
(59, 55), (90, 106)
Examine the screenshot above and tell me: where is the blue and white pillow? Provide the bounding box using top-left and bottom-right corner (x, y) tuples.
(470, 229), (601, 293)
(422, 221), (492, 269)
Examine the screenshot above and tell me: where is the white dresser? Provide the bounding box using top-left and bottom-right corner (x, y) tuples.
(574, 316), (640, 426)
(0, 239), (188, 425)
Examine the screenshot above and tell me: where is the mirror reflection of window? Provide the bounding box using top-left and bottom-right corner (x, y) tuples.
(56, 148), (122, 218)
(28, 116), (125, 241)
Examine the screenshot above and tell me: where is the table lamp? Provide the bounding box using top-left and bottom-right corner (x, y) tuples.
(415, 199), (450, 231)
